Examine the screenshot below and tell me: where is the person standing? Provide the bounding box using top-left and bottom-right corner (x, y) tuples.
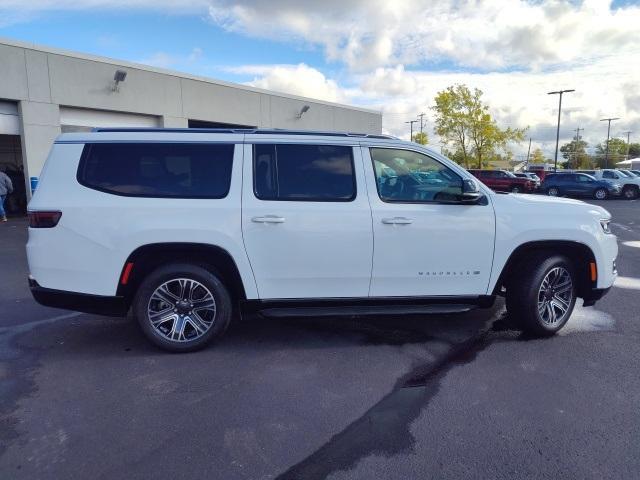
(0, 169), (14, 222)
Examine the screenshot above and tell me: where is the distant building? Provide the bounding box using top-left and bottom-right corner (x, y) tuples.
(0, 37), (382, 215)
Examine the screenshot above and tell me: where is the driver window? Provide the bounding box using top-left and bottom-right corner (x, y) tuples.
(370, 148), (463, 203)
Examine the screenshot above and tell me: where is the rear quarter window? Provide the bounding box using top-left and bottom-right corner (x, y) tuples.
(77, 143), (234, 198)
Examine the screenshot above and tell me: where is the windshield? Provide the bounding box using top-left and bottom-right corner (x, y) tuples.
(617, 170), (631, 177)
(504, 171), (517, 178)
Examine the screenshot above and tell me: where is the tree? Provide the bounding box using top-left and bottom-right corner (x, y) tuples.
(432, 84), (526, 169)
(595, 137), (628, 167)
(412, 131), (429, 145)
(627, 143), (640, 158)
(529, 148), (547, 164)
(560, 139), (592, 169)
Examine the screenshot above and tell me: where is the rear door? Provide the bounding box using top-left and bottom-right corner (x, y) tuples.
(241, 139), (373, 299)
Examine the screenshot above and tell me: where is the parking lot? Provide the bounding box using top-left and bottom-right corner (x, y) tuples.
(1, 198), (639, 479)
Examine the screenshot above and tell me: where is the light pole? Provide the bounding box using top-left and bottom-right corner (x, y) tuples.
(405, 120), (417, 142)
(600, 117), (620, 168)
(548, 89), (575, 172)
(622, 130), (632, 160)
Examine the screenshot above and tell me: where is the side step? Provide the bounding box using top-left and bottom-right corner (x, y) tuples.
(259, 304), (477, 318)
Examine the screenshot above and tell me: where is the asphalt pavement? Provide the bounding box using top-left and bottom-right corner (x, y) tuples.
(1, 199), (639, 479)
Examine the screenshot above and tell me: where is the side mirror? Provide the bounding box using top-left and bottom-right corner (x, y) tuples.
(461, 179), (482, 203)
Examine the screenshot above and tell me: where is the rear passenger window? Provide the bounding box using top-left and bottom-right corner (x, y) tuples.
(77, 143), (234, 198)
(253, 144), (355, 201)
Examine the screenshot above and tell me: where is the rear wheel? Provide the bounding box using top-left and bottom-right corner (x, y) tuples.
(506, 253), (576, 337)
(133, 263), (232, 352)
(594, 188), (608, 200)
(547, 187), (560, 196)
(622, 186), (638, 199)
(511, 185), (521, 193)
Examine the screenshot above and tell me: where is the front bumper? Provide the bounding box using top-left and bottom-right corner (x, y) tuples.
(29, 277), (128, 317)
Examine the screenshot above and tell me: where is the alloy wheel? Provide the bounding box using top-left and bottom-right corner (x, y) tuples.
(147, 278), (217, 342)
(537, 267), (573, 327)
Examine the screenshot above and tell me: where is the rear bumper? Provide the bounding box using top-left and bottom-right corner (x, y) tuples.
(29, 277), (128, 317)
(582, 287), (611, 307)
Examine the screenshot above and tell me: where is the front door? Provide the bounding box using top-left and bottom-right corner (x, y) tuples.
(363, 146), (496, 297)
(241, 141), (373, 299)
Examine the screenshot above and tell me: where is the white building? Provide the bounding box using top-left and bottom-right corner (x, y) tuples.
(0, 37), (382, 215)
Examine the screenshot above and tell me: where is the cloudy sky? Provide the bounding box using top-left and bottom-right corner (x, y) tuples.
(1, 0), (639, 158)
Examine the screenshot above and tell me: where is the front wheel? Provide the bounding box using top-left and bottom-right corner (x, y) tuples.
(593, 188), (608, 200)
(622, 186), (638, 200)
(506, 253), (576, 337)
(511, 185), (521, 193)
(133, 263), (232, 352)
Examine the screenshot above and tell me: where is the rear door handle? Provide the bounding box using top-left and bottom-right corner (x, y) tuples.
(381, 217), (413, 225)
(251, 215), (286, 224)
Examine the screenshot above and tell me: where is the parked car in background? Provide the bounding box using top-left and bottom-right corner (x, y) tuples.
(514, 172), (541, 189)
(618, 169), (640, 179)
(542, 172), (620, 199)
(468, 169), (536, 193)
(576, 169), (640, 199)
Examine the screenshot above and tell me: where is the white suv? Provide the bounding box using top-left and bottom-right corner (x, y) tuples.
(27, 129), (618, 351)
(577, 169), (640, 199)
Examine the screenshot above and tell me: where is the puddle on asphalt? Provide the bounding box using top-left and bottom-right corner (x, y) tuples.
(276, 306), (616, 480)
(275, 330), (497, 480)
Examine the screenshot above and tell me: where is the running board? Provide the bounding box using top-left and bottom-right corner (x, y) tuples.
(259, 304), (477, 318)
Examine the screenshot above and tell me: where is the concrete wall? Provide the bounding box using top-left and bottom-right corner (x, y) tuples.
(0, 38), (382, 198)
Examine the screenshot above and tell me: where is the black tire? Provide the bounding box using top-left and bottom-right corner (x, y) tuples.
(133, 263), (232, 352)
(622, 186), (638, 200)
(511, 185), (521, 193)
(546, 187), (560, 197)
(593, 188), (608, 200)
(506, 253), (576, 337)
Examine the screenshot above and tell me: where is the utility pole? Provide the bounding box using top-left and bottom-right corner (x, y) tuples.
(622, 130), (632, 159)
(405, 120), (417, 142)
(417, 113), (426, 136)
(571, 127), (584, 169)
(526, 137), (532, 165)
(600, 117), (620, 168)
(548, 89), (575, 172)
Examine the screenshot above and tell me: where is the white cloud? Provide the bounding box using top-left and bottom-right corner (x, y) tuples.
(228, 63), (345, 103)
(206, 0), (640, 71)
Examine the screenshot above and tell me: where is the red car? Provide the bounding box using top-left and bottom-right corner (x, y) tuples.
(468, 169), (535, 193)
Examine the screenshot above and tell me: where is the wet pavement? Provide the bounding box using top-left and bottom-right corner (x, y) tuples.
(1, 199), (639, 479)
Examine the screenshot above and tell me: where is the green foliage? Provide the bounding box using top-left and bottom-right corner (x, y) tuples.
(529, 148), (547, 164)
(595, 138), (628, 167)
(432, 84), (526, 169)
(628, 143), (640, 158)
(412, 131), (429, 145)
(560, 139), (593, 169)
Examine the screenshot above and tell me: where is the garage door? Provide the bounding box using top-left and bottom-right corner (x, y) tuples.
(0, 101), (20, 135)
(60, 107), (160, 132)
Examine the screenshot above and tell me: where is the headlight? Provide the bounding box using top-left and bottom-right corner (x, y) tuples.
(600, 219), (612, 234)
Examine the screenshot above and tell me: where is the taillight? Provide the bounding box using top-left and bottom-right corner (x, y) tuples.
(28, 211), (62, 228)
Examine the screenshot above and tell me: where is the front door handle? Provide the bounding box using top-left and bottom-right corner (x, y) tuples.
(381, 217), (413, 225)
(251, 215), (286, 224)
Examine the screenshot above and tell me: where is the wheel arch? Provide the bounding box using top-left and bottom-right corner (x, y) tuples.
(116, 243), (248, 308)
(492, 240), (596, 299)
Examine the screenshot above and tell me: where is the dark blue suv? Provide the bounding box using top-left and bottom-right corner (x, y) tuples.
(542, 172), (618, 200)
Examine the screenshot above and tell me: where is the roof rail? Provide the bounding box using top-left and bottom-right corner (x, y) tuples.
(91, 127), (396, 139)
